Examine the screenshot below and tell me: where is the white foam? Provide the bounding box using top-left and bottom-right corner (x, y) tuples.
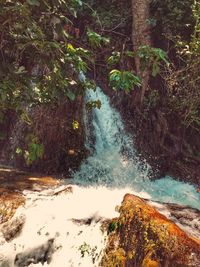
(1, 186), (147, 267)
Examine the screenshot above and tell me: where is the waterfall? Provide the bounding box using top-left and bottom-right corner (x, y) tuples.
(73, 86), (200, 210)
(73, 86), (150, 187)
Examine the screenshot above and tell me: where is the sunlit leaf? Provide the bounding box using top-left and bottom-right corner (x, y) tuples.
(72, 120), (79, 130)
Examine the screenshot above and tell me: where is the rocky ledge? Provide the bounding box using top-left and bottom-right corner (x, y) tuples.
(102, 194), (200, 267)
(0, 168), (59, 224)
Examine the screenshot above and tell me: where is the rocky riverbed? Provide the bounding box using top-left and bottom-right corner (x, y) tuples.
(0, 168), (200, 267)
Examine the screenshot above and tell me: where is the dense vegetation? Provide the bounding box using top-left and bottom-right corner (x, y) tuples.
(141, 0), (200, 182)
(0, 0), (103, 167)
(0, 0), (199, 184)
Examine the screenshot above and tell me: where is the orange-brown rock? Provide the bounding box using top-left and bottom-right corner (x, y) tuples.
(0, 191), (25, 224)
(0, 168), (60, 192)
(102, 194), (200, 267)
(0, 168), (60, 224)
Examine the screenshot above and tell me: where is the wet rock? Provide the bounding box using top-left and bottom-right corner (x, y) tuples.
(0, 192), (25, 224)
(53, 186), (73, 196)
(14, 238), (54, 267)
(0, 257), (10, 267)
(0, 168), (60, 224)
(148, 201), (200, 239)
(0, 168), (60, 193)
(102, 194), (200, 267)
(1, 214), (25, 242)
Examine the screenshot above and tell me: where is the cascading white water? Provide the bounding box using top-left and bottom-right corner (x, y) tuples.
(73, 86), (150, 188)
(0, 85), (199, 267)
(73, 86), (200, 210)
(1, 186), (142, 267)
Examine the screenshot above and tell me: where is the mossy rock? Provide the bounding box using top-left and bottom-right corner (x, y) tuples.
(101, 194), (200, 267)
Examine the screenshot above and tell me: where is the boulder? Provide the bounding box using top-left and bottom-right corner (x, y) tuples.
(102, 194), (200, 267)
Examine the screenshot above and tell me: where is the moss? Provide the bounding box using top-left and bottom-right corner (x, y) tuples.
(101, 194), (200, 267)
(101, 248), (126, 267)
(142, 257), (159, 267)
(108, 221), (117, 233)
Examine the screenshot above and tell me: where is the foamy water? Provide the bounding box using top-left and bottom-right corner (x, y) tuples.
(0, 186), (147, 267)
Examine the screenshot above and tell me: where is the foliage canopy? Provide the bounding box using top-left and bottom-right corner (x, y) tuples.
(0, 0), (91, 113)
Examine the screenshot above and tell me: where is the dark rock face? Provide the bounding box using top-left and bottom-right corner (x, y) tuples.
(102, 194), (200, 267)
(0, 96), (86, 175)
(14, 239), (54, 267)
(29, 97), (86, 174)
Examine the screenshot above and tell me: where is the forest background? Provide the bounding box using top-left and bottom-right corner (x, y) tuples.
(0, 0), (199, 185)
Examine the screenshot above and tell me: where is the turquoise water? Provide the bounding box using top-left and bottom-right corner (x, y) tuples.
(73, 86), (200, 210)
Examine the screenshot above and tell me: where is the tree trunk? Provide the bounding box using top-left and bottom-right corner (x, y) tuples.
(131, 0), (152, 105)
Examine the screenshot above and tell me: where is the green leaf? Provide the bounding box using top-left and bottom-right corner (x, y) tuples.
(109, 70), (141, 92)
(16, 147), (23, 155)
(108, 221), (117, 233)
(67, 43), (76, 53)
(72, 120), (79, 130)
(77, 59), (87, 72)
(152, 62), (160, 77)
(25, 142), (44, 165)
(87, 30), (109, 47)
(107, 52), (120, 66)
(65, 90), (76, 101)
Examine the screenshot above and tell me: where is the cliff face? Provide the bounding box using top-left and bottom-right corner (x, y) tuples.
(28, 96), (86, 174)
(102, 194), (200, 267)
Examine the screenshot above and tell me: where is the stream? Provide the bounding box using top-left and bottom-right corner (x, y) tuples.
(0, 86), (199, 267)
